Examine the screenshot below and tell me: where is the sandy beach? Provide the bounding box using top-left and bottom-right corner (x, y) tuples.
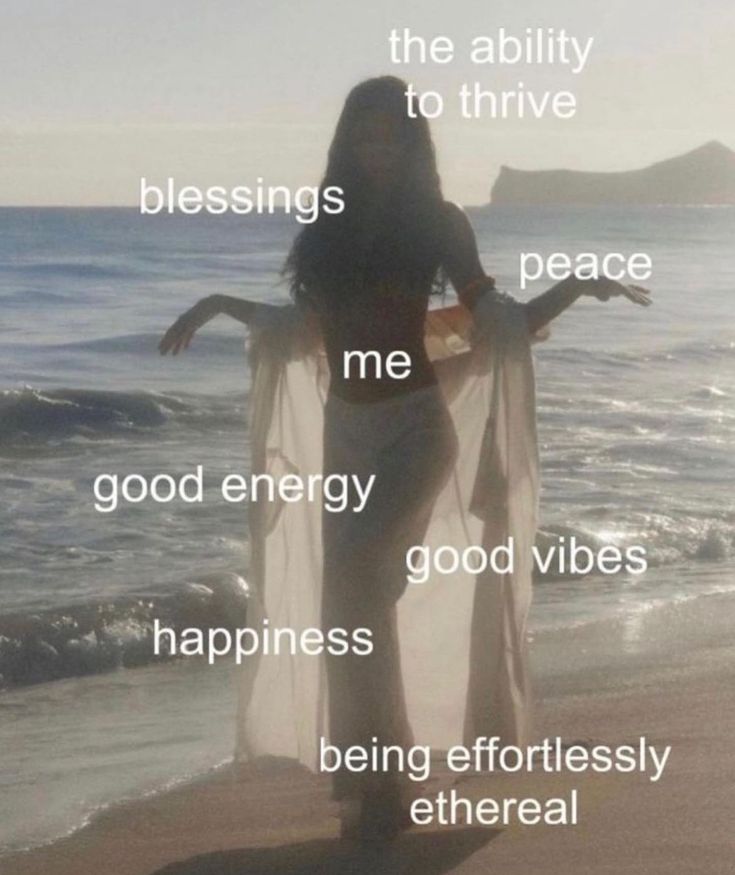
(3, 3), (734, 872)
(3, 589), (733, 875)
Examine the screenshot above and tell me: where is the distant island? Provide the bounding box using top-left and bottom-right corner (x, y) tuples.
(490, 141), (735, 205)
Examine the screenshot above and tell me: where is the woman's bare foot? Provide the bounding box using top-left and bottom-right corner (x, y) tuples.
(339, 782), (413, 844)
(338, 799), (363, 841)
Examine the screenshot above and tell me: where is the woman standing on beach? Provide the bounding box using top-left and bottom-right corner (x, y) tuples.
(160, 76), (649, 843)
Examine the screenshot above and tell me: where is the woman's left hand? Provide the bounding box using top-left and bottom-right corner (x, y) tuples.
(159, 295), (222, 355)
(579, 277), (652, 306)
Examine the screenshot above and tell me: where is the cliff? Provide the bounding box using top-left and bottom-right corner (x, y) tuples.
(490, 141), (735, 205)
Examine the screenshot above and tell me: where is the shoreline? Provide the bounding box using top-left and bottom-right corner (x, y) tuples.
(3, 589), (735, 874)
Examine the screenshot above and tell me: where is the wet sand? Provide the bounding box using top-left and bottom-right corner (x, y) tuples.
(3, 593), (734, 875)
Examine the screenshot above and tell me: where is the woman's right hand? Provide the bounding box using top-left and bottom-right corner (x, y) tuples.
(159, 295), (223, 355)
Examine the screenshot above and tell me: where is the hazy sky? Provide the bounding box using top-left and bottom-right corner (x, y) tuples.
(1, 0), (733, 205)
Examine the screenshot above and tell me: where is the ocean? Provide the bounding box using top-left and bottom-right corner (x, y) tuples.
(1, 205), (733, 851)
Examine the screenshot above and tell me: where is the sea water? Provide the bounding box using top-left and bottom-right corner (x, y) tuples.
(1, 205), (733, 850)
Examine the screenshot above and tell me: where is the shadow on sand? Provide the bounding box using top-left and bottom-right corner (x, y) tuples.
(150, 827), (497, 875)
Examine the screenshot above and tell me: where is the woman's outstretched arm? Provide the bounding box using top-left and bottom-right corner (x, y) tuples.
(159, 294), (268, 355)
(441, 203), (651, 332)
(524, 275), (651, 334)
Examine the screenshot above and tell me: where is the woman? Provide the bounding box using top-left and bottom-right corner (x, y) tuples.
(160, 76), (650, 842)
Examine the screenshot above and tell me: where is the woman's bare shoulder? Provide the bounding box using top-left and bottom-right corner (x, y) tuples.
(439, 200), (477, 250)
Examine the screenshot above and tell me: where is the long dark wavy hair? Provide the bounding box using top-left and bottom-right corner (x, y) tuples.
(285, 76), (448, 305)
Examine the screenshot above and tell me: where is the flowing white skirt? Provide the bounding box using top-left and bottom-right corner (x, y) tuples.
(236, 294), (543, 770)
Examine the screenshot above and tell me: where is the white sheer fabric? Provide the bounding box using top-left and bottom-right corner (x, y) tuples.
(236, 293), (543, 767)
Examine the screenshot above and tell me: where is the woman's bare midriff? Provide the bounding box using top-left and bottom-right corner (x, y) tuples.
(319, 284), (438, 403)
(326, 343), (438, 403)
